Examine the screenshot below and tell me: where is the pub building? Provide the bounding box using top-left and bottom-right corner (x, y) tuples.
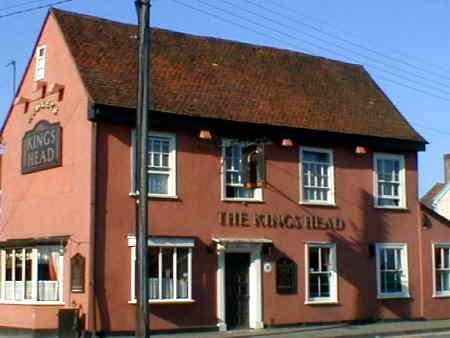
(0, 8), (450, 338)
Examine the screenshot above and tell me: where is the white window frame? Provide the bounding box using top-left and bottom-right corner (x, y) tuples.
(131, 130), (177, 198)
(304, 242), (338, 304)
(375, 243), (409, 299)
(128, 236), (194, 304)
(0, 247), (64, 305)
(221, 139), (263, 202)
(432, 243), (450, 298)
(34, 45), (47, 81)
(373, 153), (406, 209)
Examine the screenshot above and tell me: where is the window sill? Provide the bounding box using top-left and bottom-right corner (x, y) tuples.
(305, 299), (339, 305)
(374, 205), (408, 211)
(222, 198), (264, 203)
(128, 299), (195, 305)
(129, 192), (179, 200)
(377, 294), (410, 300)
(0, 300), (65, 306)
(433, 294), (450, 298)
(299, 201), (337, 208)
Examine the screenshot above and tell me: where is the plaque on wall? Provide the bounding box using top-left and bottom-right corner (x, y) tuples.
(276, 257), (297, 294)
(22, 120), (62, 174)
(71, 254), (85, 294)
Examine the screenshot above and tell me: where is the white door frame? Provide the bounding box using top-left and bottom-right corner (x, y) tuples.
(216, 242), (264, 331)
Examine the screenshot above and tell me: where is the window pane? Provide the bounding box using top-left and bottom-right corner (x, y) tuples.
(177, 248), (189, 299)
(37, 246), (60, 301)
(321, 248), (331, 272)
(319, 273), (330, 297)
(15, 250), (24, 301)
(5, 250), (13, 300)
(303, 151), (329, 163)
(149, 174), (168, 194)
(24, 249), (33, 300)
(309, 274), (319, 298)
(309, 247), (319, 272)
(148, 247), (159, 300)
(444, 248), (450, 269)
(162, 248), (174, 299)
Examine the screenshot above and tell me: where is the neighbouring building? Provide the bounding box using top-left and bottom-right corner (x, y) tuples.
(422, 154), (450, 220)
(1, 8), (450, 338)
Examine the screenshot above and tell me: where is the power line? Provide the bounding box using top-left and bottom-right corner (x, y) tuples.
(0, 0), (72, 19)
(210, 0), (450, 96)
(0, 0), (51, 12)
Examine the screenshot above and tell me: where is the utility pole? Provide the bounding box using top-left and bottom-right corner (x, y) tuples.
(5, 61), (16, 97)
(135, 1), (151, 338)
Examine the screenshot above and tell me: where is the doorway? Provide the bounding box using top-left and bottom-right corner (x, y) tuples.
(225, 253), (250, 329)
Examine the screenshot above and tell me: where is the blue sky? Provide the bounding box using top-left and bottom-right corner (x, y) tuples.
(0, 0), (449, 195)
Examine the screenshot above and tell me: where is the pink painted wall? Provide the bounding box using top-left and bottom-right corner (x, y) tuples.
(0, 13), (94, 330)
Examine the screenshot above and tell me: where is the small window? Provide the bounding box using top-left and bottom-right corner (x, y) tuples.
(35, 45), (47, 81)
(129, 237), (194, 303)
(0, 246), (63, 303)
(434, 244), (450, 297)
(373, 153), (406, 208)
(375, 243), (409, 299)
(300, 147), (335, 205)
(131, 131), (177, 198)
(222, 139), (262, 201)
(305, 243), (337, 303)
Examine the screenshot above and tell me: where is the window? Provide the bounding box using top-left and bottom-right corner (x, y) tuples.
(374, 153), (406, 208)
(129, 236), (193, 303)
(375, 243), (409, 299)
(131, 131), (177, 198)
(222, 139), (262, 201)
(300, 147), (335, 204)
(305, 243), (337, 303)
(0, 246), (63, 303)
(35, 45), (47, 81)
(433, 244), (450, 297)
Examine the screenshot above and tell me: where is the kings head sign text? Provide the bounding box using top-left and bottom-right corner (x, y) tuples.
(22, 120), (62, 174)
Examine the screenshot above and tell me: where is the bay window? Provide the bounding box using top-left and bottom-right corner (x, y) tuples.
(374, 153), (406, 208)
(375, 243), (409, 298)
(0, 246), (63, 303)
(305, 243), (337, 303)
(300, 147), (335, 205)
(433, 244), (450, 297)
(222, 139), (262, 201)
(129, 236), (193, 303)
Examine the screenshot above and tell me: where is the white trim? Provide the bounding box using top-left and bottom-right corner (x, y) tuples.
(127, 235), (195, 248)
(373, 153), (406, 209)
(375, 243), (410, 299)
(432, 243), (450, 297)
(216, 242), (264, 330)
(221, 139), (263, 202)
(128, 299), (195, 304)
(0, 300), (65, 306)
(299, 146), (335, 205)
(34, 45), (47, 81)
(130, 130), (177, 198)
(304, 242), (338, 304)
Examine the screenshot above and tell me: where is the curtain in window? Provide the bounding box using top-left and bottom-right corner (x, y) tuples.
(37, 246), (60, 301)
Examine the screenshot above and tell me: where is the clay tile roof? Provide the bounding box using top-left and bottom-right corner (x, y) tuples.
(421, 183), (446, 209)
(52, 8), (426, 143)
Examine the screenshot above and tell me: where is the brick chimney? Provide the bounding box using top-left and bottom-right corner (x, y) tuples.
(445, 154), (450, 183)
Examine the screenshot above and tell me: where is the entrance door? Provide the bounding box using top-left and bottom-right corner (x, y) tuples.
(225, 253), (250, 329)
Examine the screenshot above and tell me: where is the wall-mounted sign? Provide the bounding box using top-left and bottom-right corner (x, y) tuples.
(218, 211), (346, 231)
(71, 254), (85, 294)
(263, 262), (272, 273)
(22, 120), (62, 174)
(276, 258), (297, 294)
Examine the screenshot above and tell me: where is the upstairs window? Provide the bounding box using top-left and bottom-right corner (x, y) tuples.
(222, 140), (262, 201)
(131, 131), (177, 198)
(0, 246), (63, 304)
(374, 154), (406, 208)
(35, 45), (47, 81)
(434, 244), (450, 297)
(300, 147), (335, 205)
(375, 243), (409, 299)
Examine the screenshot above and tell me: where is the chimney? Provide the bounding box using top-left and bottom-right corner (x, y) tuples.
(445, 154), (450, 183)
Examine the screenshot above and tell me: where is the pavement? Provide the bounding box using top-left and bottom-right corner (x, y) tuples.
(151, 320), (450, 338)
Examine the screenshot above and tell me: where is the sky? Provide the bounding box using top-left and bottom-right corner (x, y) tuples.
(0, 0), (449, 195)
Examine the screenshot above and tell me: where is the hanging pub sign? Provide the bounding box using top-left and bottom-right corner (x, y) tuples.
(242, 144), (266, 189)
(276, 257), (297, 294)
(71, 254), (85, 294)
(22, 120), (62, 174)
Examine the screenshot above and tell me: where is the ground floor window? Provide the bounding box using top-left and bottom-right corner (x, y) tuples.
(305, 243), (337, 303)
(129, 236), (194, 303)
(434, 244), (450, 296)
(375, 243), (409, 298)
(0, 246), (63, 303)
